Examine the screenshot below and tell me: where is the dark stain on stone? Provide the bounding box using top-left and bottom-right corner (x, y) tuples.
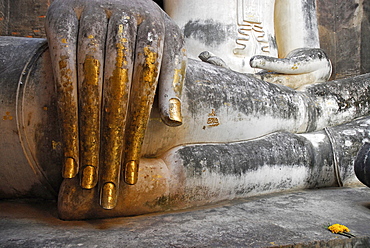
(302, 0), (316, 32)
(302, 0), (320, 47)
(268, 34), (277, 52)
(185, 60), (300, 120)
(177, 132), (312, 177)
(183, 19), (235, 47)
(305, 74), (370, 118)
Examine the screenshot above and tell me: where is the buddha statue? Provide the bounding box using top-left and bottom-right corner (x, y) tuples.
(0, 0), (369, 220)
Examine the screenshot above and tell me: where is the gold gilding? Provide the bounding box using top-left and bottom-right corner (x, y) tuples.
(100, 182), (117, 209)
(291, 64), (299, 70)
(174, 56), (186, 98)
(143, 47), (158, 77)
(80, 55), (101, 189)
(118, 24), (124, 34)
(81, 165), (97, 189)
(166, 56), (186, 126)
(99, 25), (130, 208)
(58, 56), (79, 178)
(172, 56), (186, 98)
(2, 111), (13, 120)
(125, 160), (138, 185)
(172, 69), (182, 97)
(63, 157), (78, 178)
(168, 98), (182, 124)
(124, 46), (159, 185)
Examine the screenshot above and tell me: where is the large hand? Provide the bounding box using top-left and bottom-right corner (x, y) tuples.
(45, 0), (186, 209)
(250, 48), (332, 89)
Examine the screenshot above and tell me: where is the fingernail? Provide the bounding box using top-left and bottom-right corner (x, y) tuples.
(168, 98), (182, 126)
(81, 165), (97, 189)
(125, 160), (138, 185)
(100, 182), (117, 210)
(62, 157), (78, 178)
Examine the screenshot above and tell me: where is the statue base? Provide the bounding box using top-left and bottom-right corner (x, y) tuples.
(1, 186), (370, 246)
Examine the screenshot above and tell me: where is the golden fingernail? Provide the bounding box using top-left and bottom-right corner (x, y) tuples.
(81, 165), (97, 189)
(62, 157), (78, 178)
(125, 160), (138, 185)
(168, 98), (182, 126)
(100, 182), (117, 210)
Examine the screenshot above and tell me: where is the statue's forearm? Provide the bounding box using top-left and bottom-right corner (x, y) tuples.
(142, 59), (370, 156)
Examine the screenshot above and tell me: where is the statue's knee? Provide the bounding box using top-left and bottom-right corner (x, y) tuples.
(355, 143), (370, 188)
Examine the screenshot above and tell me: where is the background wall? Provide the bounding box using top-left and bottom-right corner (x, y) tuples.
(0, 0), (52, 38)
(316, 0), (370, 79)
(0, 0), (369, 79)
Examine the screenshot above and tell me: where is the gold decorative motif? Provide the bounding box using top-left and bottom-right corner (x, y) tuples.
(207, 109), (220, 127)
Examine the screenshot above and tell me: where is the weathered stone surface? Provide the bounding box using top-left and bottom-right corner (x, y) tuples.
(0, 37), (61, 199)
(1, 186), (370, 247)
(361, 0), (370, 74)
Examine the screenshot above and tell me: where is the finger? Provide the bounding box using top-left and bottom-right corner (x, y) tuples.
(158, 13), (187, 127)
(250, 48), (330, 75)
(45, 1), (79, 179)
(124, 13), (165, 185)
(198, 51), (228, 68)
(99, 12), (137, 209)
(77, 5), (107, 189)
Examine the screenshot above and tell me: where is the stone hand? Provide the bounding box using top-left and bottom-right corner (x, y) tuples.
(250, 48), (332, 89)
(45, 0), (186, 209)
